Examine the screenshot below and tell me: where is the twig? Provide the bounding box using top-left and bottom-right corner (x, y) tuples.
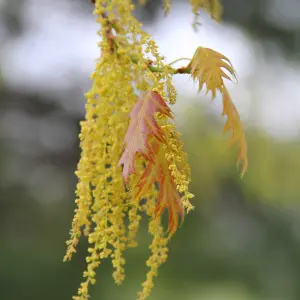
(98, 6), (192, 75)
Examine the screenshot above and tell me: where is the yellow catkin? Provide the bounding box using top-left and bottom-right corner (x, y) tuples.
(138, 218), (169, 300)
(64, 0), (188, 299)
(162, 123), (195, 212)
(64, 1), (239, 300)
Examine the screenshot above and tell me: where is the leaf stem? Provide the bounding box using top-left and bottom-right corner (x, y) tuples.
(168, 58), (191, 66)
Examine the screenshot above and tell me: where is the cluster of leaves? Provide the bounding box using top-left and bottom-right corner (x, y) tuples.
(118, 47), (247, 235)
(118, 91), (185, 234)
(64, 0), (248, 299)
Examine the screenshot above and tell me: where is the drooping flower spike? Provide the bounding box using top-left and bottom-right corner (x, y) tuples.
(64, 1), (247, 299)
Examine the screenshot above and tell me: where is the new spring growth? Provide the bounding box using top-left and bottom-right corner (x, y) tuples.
(64, 1), (247, 299)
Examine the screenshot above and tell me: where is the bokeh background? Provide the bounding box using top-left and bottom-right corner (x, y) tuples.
(1, 0), (300, 299)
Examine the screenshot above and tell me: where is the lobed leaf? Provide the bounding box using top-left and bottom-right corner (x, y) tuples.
(135, 138), (184, 234)
(118, 91), (173, 182)
(188, 46), (237, 98)
(189, 46), (248, 175)
(222, 87), (248, 175)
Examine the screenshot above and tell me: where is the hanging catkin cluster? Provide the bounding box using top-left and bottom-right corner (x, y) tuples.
(64, 1), (247, 299)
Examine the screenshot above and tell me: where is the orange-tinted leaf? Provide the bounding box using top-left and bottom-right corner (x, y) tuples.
(118, 91), (173, 182)
(135, 139), (184, 234)
(222, 87), (248, 175)
(188, 46), (237, 98)
(189, 46), (248, 175)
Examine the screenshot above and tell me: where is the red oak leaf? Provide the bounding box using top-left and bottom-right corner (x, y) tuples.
(118, 91), (173, 182)
(222, 87), (248, 175)
(135, 139), (184, 235)
(188, 46), (247, 176)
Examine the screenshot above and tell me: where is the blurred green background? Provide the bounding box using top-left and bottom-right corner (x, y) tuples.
(1, 0), (300, 299)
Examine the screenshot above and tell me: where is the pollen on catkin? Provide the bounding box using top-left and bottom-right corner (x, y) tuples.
(64, 1), (193, 299)
(64, 1), (246, 300)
